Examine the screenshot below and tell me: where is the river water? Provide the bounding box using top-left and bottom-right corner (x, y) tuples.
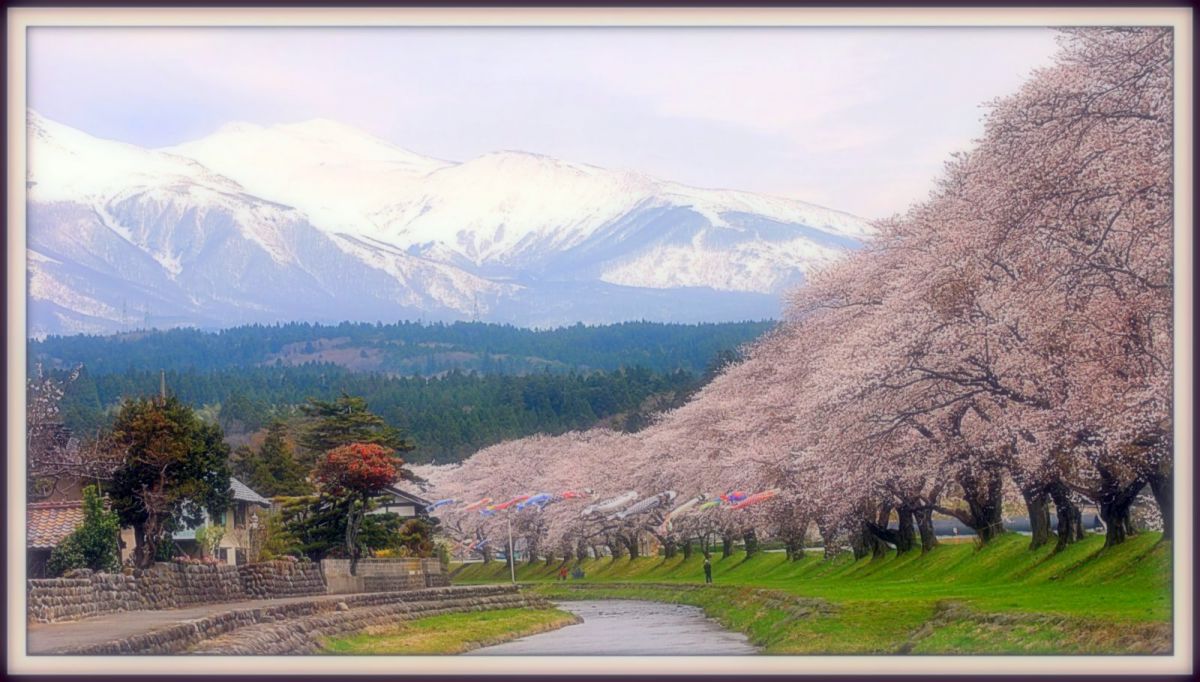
(466, 600), (756, 655)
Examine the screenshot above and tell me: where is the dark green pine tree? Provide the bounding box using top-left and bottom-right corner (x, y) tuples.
(297, 392), (415, 464)
(245, 421), (310, 496)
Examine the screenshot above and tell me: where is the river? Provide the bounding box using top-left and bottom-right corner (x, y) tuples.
(466, 599), (756, 655)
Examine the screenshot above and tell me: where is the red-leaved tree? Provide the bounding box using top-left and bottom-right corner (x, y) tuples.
(312, 442), (399, 575)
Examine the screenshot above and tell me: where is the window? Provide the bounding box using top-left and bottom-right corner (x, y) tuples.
(234, 504), (245, 527)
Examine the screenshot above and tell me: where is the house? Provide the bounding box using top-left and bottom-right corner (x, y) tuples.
(27, 500), (86, 578)
(371, 485), (431, 518)
(27, 485), (137, 577)
(172, 477), (272, 565)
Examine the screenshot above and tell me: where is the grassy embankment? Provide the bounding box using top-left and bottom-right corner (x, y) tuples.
(452, 532), (1172, 654)
(323, 607), (581, 655)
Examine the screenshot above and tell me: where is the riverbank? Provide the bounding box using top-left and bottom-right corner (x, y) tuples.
(452, 532), (1172, 654)
(322, 607), (581, 655)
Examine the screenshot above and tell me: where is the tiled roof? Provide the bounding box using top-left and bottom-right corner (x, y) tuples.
(229, 477), (271, 506)
(27, 501), (85, 549)
(383, 485), (431, 507)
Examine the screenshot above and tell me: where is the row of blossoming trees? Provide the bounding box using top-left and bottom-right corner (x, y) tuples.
(417, 28), (1173, 563)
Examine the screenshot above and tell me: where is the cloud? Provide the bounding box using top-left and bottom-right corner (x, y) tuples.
(27, 26), (1060, 219)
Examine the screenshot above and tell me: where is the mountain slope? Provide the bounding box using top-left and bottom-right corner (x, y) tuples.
(168, 120), (874, 292)
(26, 113), (513, 337)
(27, 113), (872, 337)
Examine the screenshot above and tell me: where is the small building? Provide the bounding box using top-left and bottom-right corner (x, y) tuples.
(371, 485), (431, 518)
(173, 477), (272, 565)
(27, 500), (86, 579)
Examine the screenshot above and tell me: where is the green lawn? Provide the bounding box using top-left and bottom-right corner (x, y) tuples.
(451, 533), (1173, 654)
(322, 607), (581, 654)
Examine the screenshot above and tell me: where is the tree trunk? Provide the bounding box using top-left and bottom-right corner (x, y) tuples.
(347, 495), (367, 576)
(1097, 469), (1144, 548)
(481, 545), (493, 564)
(1148, 470), (1172, 540)
(608, 539), (625, 560)
(1099, 499), (1132, 547)
(817, 520), (838, 560)
(1047, 481), (1078, 551)
(786, 533), (806, 561)
(682, 538), (694, 560)
(742, 529), (759, 557)
(1023, 487), (1052, 551)
(787, 518), (809, 560)
(721, 534), (734, 558)
(133, 522), (154, 569)
(865, 504), (914, 555)
(623, 534), (639, 560)
(915, 507), (938, 552)
(663, 536), (678, 559)
(854, 520), (887, 559)
(896, 506), (916, 553)
(937, 466), (1005, 544)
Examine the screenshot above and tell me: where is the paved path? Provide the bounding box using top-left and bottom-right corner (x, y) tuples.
(466, 600), (756, 656)
(27, 592), (361, 654)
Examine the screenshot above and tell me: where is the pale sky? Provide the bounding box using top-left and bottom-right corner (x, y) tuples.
(28, 27), (1060, 219)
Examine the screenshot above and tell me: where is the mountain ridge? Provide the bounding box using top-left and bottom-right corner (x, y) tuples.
(26, 112), (873, 337)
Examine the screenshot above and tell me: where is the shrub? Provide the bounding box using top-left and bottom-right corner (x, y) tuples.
(47, 485), (121, 576)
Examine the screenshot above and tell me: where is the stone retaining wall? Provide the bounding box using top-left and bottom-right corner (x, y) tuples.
(238, 560), (325, 599)
(322, 557), (448, 594)
(27, 560), (325, 623)
(27, 571), (148, 623)
(195, 584), (541, 655)
(30, 557), (448, 623)
(138, 562), (248, 609)
(363, 574), (427, 592)
(47, 585), (536, 655)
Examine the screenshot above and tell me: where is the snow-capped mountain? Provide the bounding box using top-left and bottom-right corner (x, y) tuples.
(26, 112), (873, 337)
(26, 113), (513, 337)
(168, 121), (872, 293)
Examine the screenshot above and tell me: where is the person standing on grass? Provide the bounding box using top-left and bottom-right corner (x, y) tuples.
(703, 555), (713, 584)
(558, 564), (569, 581)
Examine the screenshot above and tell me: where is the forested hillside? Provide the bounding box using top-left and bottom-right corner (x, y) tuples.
(38, 320), (769, 463)
(30, 320), (772, 376)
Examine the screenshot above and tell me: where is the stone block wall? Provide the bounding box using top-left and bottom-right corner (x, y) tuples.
(238, 560), (325, 599)
(363, 574), (427, 592)
(28, 559), (325, 623)
(137, 562), (247, 609)
(49, 584), (537, 655)
(199, 585), (543, 655)
(27, 570), (148, 623)
(29, 556), (446, 623)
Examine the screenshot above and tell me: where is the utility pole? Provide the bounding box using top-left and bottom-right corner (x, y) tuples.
(506, 514), (516, 584)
